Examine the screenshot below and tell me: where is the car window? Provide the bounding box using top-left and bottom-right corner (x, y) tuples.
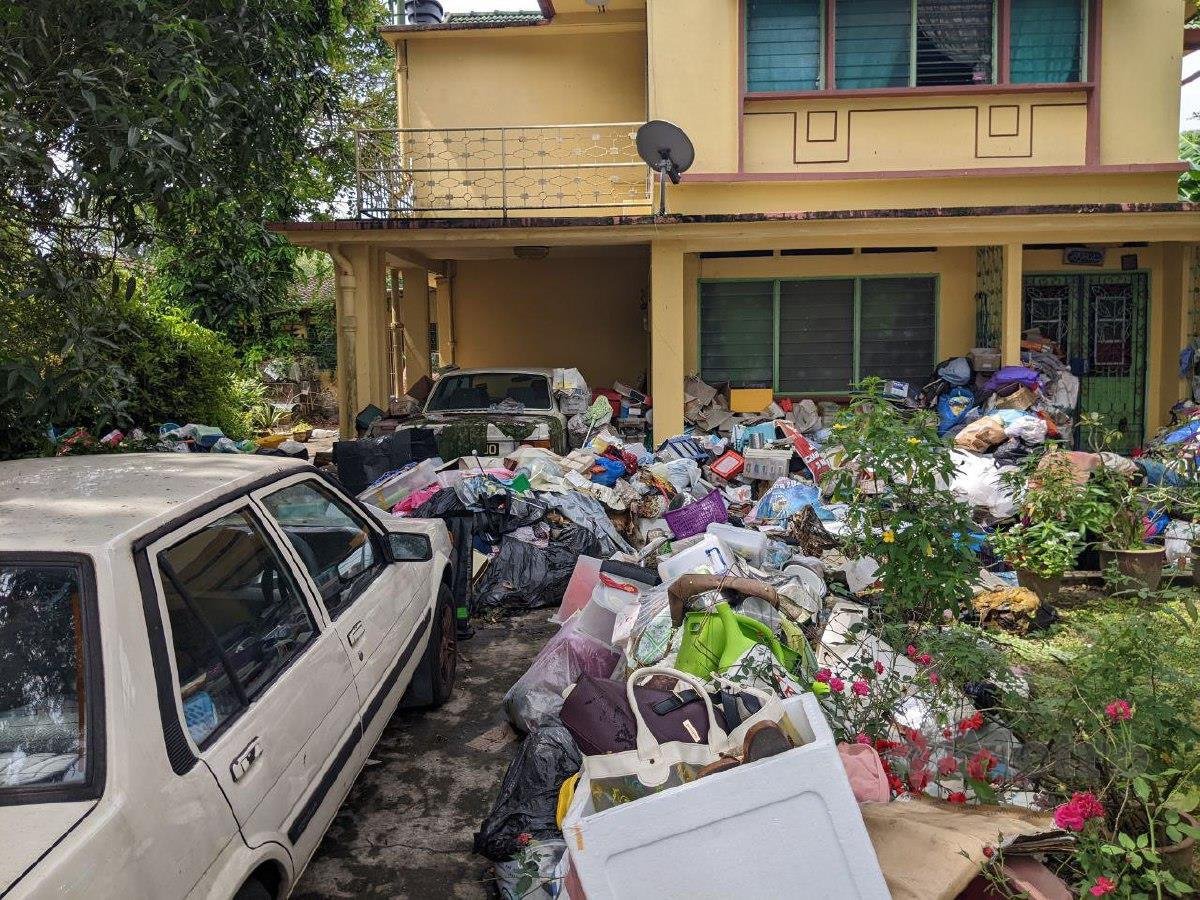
(425, 372), (553, 412)
(0, 563), (91, 791)
(159, 510), (315, 746)
(260, 481), (383, 620)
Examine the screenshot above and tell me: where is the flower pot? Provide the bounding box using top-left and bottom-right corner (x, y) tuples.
(1014, 569), (1062, 601)
(292, 429), (312, 443)
(1161, 812), (1197, 879)
(1098, 546), (1167, 591)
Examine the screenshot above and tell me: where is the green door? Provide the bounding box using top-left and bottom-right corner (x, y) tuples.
(1022, 273), (1148, 453)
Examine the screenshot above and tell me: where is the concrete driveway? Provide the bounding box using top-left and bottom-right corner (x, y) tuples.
(294, 610), (558, 899)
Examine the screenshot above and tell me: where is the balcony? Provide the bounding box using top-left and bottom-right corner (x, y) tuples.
(353, 123), (653, 219)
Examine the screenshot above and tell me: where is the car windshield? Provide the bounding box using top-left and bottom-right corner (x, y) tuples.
(0, 563), (91, 792)
(425, 372), (553, 412)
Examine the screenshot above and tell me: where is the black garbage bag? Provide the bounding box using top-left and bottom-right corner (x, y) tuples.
(474, 726), (581, 863)
(475, 525), (603, 611)
(333, 428), (439, 494)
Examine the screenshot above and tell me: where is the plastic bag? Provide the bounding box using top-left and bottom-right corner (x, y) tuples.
(748, 478), (834, 525)
(936, 388), (977, 437)
(475, 526), (603, 611)
(503, 621), (620, 732)
(494, 839), (568, 900)
(1004, 415), (1048, 444)
(953, 416), (1007, 453)
(474, 727), (581, 862)
(949, 451), (1015, 519)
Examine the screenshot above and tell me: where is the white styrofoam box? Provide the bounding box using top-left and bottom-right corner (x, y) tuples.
(563, 693), (889, 900)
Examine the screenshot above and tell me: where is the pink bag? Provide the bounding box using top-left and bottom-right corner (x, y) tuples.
(837, 742), (890, 804)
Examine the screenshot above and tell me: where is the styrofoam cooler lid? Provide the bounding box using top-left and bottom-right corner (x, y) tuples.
(784, 563), (827, 599)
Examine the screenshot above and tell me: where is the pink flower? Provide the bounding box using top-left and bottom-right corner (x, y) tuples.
(874, 660), (886, 675)
(855, 733), (871, 745)
(966, 749), (998, 782)
(937, 755), (959, 776)
(828, 677), (845, 693)
(1105, 699), (1132, 722)
(815, 668), (832, 684)
(1068, 791), (1105, 823)
(947, 791), (968, 804)
(906, 645), (918, 658)
(928, 673), (940, 685)
(852, 679), (870, 697)
(916, 653), (933, 667)
(1053, 802), (1088, 832)
(1090, 876), (1117, 896)
(517, 832), (532, 846)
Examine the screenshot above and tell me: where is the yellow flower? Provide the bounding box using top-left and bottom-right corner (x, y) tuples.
(833, 423), (847, 431)
(882, 529), (895, 544)
(907, 437), (920, 445)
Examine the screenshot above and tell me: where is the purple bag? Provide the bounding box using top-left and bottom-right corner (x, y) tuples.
(983, 365), (1041, 394)
(560, 674), (723, 755)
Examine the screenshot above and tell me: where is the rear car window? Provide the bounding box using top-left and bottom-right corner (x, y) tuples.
(0, 563), (91, 791)
(260, 481), (382, 620)
(159, 510), (315, 746)
(426, 372), (553, 411)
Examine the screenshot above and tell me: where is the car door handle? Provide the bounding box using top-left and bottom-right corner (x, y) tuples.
(347, 620), (366, 647)
(230, 737), (263, 783)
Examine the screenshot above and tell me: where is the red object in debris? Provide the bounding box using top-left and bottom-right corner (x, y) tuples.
(778, 421), (831, 481)
(709, 450), (745, 480)
(592, 389), (622, 420)
(777, 398), (794, 413)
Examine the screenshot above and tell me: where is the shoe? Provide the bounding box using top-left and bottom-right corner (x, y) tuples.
(695, 755), (741, 779)
(741, 721), (792, 763)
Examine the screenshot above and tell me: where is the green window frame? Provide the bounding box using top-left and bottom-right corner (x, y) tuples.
(745, 0), (1088, 93)
(700, 275), (939, 395)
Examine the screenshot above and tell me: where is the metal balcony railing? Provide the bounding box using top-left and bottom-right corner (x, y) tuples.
(354, 123), (653, 218)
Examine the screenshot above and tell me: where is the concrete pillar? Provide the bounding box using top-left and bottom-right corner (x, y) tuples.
(333, 244), (391, 437)
(1001, 242), (1024, 367)
(650, 241), (686, 441)
(399, 265), (432, 390)
(389, 268), (404, 397)
(365, 248), (391, 405)
(434, 272), (455, 366)
(331, 245), (359, 440)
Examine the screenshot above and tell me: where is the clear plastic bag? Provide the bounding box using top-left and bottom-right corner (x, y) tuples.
(503, 621), (621, 733)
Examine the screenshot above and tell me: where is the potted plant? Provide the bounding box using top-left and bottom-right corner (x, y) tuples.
(989, 520), (1083, 600)
(291, 420), (314, 442)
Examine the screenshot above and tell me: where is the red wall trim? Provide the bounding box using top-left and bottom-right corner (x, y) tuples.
(997, 0), (1012, 83)
(1085, 0), (1103, 166)
(684, 161), (1186, 183)
(737, 0), (746, 173)
(824, 0), (837, 90)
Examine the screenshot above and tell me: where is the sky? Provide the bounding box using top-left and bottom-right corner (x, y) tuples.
(437, 2), (1200, 132)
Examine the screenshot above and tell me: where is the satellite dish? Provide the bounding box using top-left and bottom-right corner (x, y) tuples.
(636, 120), (695, 215)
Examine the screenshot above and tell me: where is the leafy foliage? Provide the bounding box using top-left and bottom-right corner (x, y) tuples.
(1181, 131), (1200, 203)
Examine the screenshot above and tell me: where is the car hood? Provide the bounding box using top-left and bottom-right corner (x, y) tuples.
(0, 800), (94, 892)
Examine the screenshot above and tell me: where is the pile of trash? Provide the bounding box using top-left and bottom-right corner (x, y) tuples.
(49, 422), (338, 459)
(356, 393), (1079, 899)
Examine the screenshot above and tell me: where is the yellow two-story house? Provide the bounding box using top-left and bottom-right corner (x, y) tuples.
(279, 0), (1200, 447)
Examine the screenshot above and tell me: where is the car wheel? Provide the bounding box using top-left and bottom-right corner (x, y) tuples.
(402, 583), (457, 709)
(233, 879), (273, 900)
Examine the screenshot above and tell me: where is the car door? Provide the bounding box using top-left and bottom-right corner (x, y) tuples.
(146, 498), (360, 857)
(254, 476), (423, 720)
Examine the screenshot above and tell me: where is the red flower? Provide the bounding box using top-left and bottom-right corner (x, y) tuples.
(908, 766), (931, 793)
(1090, 876), (1117, 897)
(916, 653), (934, 667)
(928, 673), (940, 685)
(852, 679), (870, 697)
(887, 774), (906, 795)
(875, 739), (899, 752)
(1105, 699), (1132, 722)
(1053, 802), (1087, 832)
(815, 668), (832, 683)
(982, 846), (995, 859)
(1068, 791), (1105, 822)
(937, 755), (959, 776)
(874, 660), (886, 675)
(947, 791), (968, 804)
(855, 733), (871, 745)
(956, 712), (985, 734)
(517, 832), (532, 846)
(828, 676), (845, 693)
(966, 749), (998, 782)
(906, 645), (918, 658)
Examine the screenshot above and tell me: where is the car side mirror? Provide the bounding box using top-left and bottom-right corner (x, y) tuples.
(389, 532), (432, 562)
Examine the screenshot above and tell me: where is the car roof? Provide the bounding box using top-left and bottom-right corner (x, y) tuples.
(0, 454), (309, 554)
(437, 367), (556, 378)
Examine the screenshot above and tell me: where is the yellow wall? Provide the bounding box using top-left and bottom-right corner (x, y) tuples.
(446, 253), (649, 388)
(686, 247), (977, 375)
(402, 30), (647, 129)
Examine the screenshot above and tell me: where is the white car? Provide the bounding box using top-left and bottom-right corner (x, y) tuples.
(0, 454), (459, 899)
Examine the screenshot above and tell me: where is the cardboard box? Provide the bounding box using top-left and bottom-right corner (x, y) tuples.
(728, 388), (775, 414)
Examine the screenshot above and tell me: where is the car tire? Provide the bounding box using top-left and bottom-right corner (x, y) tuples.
(233, 878), (273, 900)
(402, 583), (457, 709)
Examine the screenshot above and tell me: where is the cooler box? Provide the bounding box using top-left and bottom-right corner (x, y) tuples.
(563, 693), (889, 900)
